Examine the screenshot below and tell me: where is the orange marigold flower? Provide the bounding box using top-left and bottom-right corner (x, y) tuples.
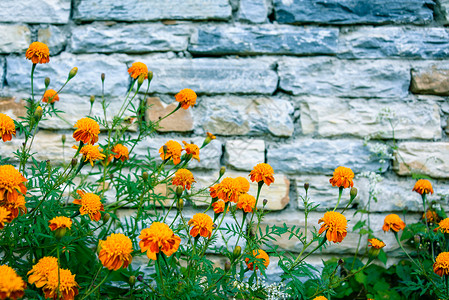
(206, 132), (216, 140)
(433, 252), (449, 277)
(175, 88), (197, 110)
(73, 144), (106, 167)
(109, 144), (129, 162)
(159, 140), (183, 165)
(73, 190), (104, 222)
(25, 41), (50, 64)
(313, 297), (328, 300)
(73, 117), (100, 145)
(235, 176), (250, 194)
(188, 213), (214, 238)
(0, 113), (16, 142)
(42, 268), (79, 300)
(329, 166), (354, 189)
(413, 179), (434, 195)
(249, 163), (275, 186)
(434, 218), (449, 234)
(48, 216), (72, 231)
(182, 141), (200, 162)
(212, 200), (227, 214)
(0, 207), (10, 230)
(210, 177), (240, 203)
(98, 233), (133, 271)
(318, 211), (348, 243)
(3, 195), (27, 221)
(368, 238), (386, 249)
(139, 222), (181, 260)
(27, 256), (58, 288)
(0, 265), (26, 300)
(172, 169), (195, 191)
(128, 62), (148, 79)
(245, 249), (270, 271)
(0, 165), (27, 204)
(42, 89), (59, 104)
(423, 210), (439, 224)
(237, 193), (257, 213)
(382, 214), (406, 232)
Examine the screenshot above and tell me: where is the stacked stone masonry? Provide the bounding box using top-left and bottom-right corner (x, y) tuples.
(1, 0), (449, 274)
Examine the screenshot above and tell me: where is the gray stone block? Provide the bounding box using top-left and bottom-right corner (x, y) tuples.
(273, 0), (434, 25)
(38, 25), (67, 55)
(189, 25), (338, 56)
(0, 0), (70, 24)
(0, 25), (31, 54)
(238, 0), (268, 23)
(224, 140), (265, 171)
(0, 58), (4, 89)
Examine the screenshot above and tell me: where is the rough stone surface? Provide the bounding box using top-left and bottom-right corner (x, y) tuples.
(338, 27), (449, 59)
(278, 57), (410, 98)
(74, 0), (232, 21)
(189, 25), (338, 56)
(300, 96), (441, 140)
(0, 0), (71, 24)
(394, 142), (449, 179)
(70, 24), (191, 53)
(195, 96), (293, 136)
(267, 139), (389, 175)
(237, 0), (268, 23)
(224, 140), (265, 171)
(6, 53), (128, 96)
(273, 0), (434, 25)
(0, 25), (31, 54)
(37, 26), (67, 55)
(411, 65), (449, 96)
(0, 58), (4, 89)
(146, 97), (194, 132)
(0, 97), (27, 119)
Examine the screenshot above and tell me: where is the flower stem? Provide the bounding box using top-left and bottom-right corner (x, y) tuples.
(333, 187), (343, 211)
(81, 270), (110, 300)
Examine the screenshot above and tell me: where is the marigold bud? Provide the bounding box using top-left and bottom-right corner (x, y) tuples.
(54, 227), (67, 240)
(304, 182), (310, 192)
(129, 275), (136, 286)
(219, 166), (226, 177)
(177, 198), (184, 211)
(102, 213), (110, 223)
(101, 73), (105, 82)
(68, 67), (78, 80)
(163, 145), (168, 156)
(263, 199), (268, 206)
(225, 261), (231, 271)
(350, 187), (358, 200)
(137, 73), (145, 86)
(137, 275), (144, 282)
(61, 134), (66, 144)
(34, 105), (43, 121)
(90, 95), (95, 105)
(414, 234), (421, 244)
(96, 241), (102, 255)
(45, 77), (50, 88)
(46, 160), (51, 171)
(176, 186), (183, 198)
(142, 172), (149, 182)
(71, 158), (78, 168)
(148, 71), (153, 82)
(233, 246), (241, 258)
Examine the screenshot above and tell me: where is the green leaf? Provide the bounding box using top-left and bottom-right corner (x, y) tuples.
(378, 249), (387, 265)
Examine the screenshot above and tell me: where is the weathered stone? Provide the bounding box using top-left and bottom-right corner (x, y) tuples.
(267, 139), (389, 175)
(70, 24), (191, 54)
(37, 25), (67, 55)
(393, 142), (449, 178)
(300, 96), (441, 140)
(278, 57), (409, 98)
(438, 0), (449, 24)
(339, 27), (449, 59)
(411, 65), (449, 96)
(0, 25), (31, 54)
(224, 140), (265, 171)
(74, 0), (232, 21)
(0, 97), (27, 119)
(196, 96), (293, 136)
(141, 57), (278, 95)
(237, 0), (268, 23)
(0, 58), (3, 89)
(273, 0), (434, 25)
(146, 97), (193, 132)
(189, 25), (338, 56)
(6, 53), (128, 96)
(0, 0), (71, 24)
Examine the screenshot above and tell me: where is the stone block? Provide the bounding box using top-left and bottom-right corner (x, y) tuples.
(237, 0), (268, 23)
(393, 142), (449, 179)
(74, 0), (232, 21)
(189, 25), (338, 56)
(146, 97), (194, 132)
(0, 0), (71, 24)
(37, 26), (67, 55)
(224, 140), (265, 171)
(278, 57), (409, 98)
(0, 25), (31, 54)
(273, 0), (434, 25)
(0, 97), (27, 119)
(70, 24), (191, 53)
(411, 65), (449, 96)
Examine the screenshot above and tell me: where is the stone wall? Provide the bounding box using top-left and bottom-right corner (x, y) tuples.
(2, 0), (449, 278)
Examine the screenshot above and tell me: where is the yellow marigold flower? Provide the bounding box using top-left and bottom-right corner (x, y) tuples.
(209, 177), (240, 203)
(73, 144), (106, 167)
(245, 249), (269, 271)
(249, 163), (275, 186)
(329, 166), (354, 189)
(368, 238), (386, 249)
(27, 256), (58, 288)
(433, 252), (449, 277)
(318, 211), (348, 243)
(206, 132), (215, 140)
(0, 165), (27, 204)
(73, 117), (100, 145)
(382, 214), (406, 232)
(25, 41), (50, 64)
(235, 176), (250, 194)
(73, 190), (104, 222)
(237, 193), (257, 213)
(313, 297), (328, 300)
(423, 210), (439, 224)
(42, 89), (59, 104)
(3, 195), (27, 221)
(98, 233), (133, 271)
(0, 207), (10, 229)
(175, 88), (197, 110)
(42, 268), (79, 300)
(139, 222), (181, 260)
(434, 218), (449, 234)
(48, 216), (72, 231)
(412, 179), (434, 195)
(0, 265), (26, 300)
(0, 113), (16, 142)
(128, 62), (148, 79)
(212, 200), (227, 214)
(159, 140), (182, 165)
(172, 169), (195, 191)
(188, 213), (214, 238)
(182, 141), (200, 161)
(110, 144), (129, 162)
